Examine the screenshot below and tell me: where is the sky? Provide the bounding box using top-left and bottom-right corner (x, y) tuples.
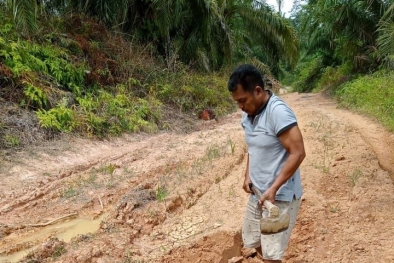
(265, 0), (295, 16)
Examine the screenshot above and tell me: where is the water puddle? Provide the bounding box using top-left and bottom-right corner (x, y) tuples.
(0, 213), (107, 263)
(0, 247), (38, 263)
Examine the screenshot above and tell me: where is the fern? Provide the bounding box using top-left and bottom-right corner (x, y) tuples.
(23, 84), (48, 109)
(37, 105), (75, 133)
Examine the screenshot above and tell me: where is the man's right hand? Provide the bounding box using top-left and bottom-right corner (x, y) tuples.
(243, 176), (252, 193)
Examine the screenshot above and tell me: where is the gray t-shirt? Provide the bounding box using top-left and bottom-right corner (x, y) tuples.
(241, 93), (303, 201)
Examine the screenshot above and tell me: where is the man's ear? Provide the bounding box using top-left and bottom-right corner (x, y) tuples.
(254, 86), (264, 97)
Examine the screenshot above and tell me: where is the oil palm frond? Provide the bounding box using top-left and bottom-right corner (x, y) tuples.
(5, 0), (39, 34)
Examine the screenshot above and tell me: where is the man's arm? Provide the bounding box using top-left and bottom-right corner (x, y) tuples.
(260, 125), (306, 204)
(243, 154), (252, 193)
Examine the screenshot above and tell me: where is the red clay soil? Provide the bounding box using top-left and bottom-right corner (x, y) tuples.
(1, 92), (394, 263)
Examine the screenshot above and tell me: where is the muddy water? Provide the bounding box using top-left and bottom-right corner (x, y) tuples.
(0, 214), (107, 263)
(0, 247), (38, 263)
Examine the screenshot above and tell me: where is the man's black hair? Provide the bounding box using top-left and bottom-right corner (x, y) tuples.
(228, 64), (265, 93)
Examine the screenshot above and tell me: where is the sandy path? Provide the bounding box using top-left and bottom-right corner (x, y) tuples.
(0, 92), (394, 263)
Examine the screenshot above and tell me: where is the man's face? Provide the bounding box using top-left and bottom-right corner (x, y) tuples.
(231, 84), (263, 116)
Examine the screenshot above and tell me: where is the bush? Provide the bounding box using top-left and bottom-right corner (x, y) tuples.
(288, 56), (324, 92)
(314, 63), (354, 94)
(155, 72), (234, 116)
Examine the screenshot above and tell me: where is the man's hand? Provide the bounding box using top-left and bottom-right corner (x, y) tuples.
(243, 175), (252, 193)
(258, 187), (277, 205)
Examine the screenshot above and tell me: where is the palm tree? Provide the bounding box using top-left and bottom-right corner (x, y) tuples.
(45, 0), (131, 27)
(276, 0), (284, 16)
(3, 0), (300, 73)
(148, 0), (299, 72)
(377, 2), (394, 67)
(301, 0), (390, 72)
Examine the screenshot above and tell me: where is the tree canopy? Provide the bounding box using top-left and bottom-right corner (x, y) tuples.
(2, 0), (300, 73)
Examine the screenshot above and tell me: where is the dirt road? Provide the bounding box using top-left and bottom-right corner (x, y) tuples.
(1, 92), (394, 263)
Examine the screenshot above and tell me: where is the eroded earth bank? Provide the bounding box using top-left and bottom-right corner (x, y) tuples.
(1, 92), (394, 263)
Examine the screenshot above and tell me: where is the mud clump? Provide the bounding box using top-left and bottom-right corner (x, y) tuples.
(114, 187), (156, 221)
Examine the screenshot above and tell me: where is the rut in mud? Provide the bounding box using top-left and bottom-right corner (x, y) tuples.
(1, 92), (394, 263)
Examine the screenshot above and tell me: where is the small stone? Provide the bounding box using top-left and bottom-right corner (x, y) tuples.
(228, 256), (243, 263)
(214, 222), (222, 228)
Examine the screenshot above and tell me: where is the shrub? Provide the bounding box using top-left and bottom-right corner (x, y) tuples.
(156, 72), (235, 116)
(315, 63), (353, 94)
(291, 56), (324, 93)
(37, 105), (75, 133)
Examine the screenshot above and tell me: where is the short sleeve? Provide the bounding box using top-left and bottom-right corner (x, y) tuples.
(269, 101), (298, 136)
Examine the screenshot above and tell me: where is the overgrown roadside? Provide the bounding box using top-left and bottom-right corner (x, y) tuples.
(1, 92), (394, 263)
(0, 14), (237, 152)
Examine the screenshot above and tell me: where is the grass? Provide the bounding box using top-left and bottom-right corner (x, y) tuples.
(328, 203), (340, 213)
(308, 115), (336, 174)
(97, 163), (117, 175)
(227, 136), (236, 155)
(206, 145), (221, 161)
(336, 70), (394, 132)
(62, 186), (78, 198)
(60, 162), (122, 197)
(156, 185), (169, 202)
(4, 134), (20, 147)
(85, 173), (98, 185)
(348, 169), (363, 187)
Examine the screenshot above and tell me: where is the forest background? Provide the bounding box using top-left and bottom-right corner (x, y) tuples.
(1, 0), (394, 150)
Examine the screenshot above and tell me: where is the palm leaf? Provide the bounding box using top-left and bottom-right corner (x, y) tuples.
(5, 0), (38, 34)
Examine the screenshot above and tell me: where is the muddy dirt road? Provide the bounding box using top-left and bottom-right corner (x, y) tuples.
(1, 92), (394, 263)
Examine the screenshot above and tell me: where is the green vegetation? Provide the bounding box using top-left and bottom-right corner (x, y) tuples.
(1, 0), (394, 148)
(0, 7), (244, 146)
(62, 186), (78, 199)
(156, 186), (169, 202)
(4, 134), (20, 147)
(281, 0), (394, 133)
(337, 71), (394, 131)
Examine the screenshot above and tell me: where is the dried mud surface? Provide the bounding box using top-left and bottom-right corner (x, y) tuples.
(1, 92), (394, 263)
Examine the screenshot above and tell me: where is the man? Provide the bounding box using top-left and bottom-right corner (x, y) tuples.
(228, 64), (306, 263)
